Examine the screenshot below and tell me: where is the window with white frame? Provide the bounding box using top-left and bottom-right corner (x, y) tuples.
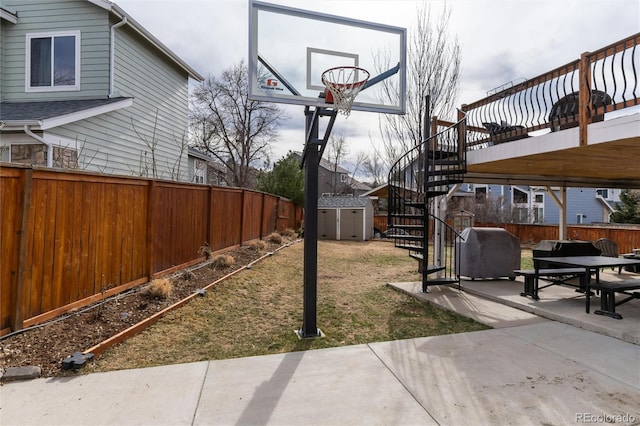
(513, 187), (528, 204)
(193, 159), (206, 184)
(26, 31), (80, 92)
(340, 173), (347, 182)
(596, 188), (610, 200)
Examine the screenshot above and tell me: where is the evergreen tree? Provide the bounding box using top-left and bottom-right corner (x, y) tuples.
(256, 152), (304, 205)
(610, 189), (640, 224)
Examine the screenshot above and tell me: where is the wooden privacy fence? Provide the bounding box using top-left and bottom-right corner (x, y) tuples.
(473, 222), (640, 253)
(373, 215), (640, 252)
(0, 164), (302, 335)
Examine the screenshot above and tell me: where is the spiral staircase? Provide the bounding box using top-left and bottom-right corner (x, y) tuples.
(387, 116), (467, 292)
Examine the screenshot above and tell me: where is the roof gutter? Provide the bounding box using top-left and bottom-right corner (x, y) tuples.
(24, 125), (53, 168)
(110, 15), (127, 98)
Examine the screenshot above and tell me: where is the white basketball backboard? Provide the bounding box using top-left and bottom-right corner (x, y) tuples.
(248, 1), (406, 114)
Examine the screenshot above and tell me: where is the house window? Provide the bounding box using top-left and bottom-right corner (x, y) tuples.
(193, 159), (206, 184)
(340, 173), (347, 183)
(26, 31), (80, 92)
(513, 188), (528, 204)
(475, 186), (487, 200)
(596, 188), (609, 199)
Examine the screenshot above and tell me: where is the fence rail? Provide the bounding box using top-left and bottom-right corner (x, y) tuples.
(0, 164), (302, 335)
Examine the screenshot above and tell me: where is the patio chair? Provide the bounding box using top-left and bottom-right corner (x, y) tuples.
(549, 90), (612, 132)
(594, 238), (622, 274)
(481, 121), (529, 145)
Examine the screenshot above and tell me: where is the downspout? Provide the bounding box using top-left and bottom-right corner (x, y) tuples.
(110, 16), (127, 98)
(24, 125), (52, 168)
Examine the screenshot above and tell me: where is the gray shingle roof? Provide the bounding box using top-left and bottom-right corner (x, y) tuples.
(318, 196), (371, 208)
(0, 98), (132, 122)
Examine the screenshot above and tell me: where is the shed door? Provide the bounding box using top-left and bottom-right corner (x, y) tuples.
(318, 209), (337, 240)
(340, 209), (363, 240)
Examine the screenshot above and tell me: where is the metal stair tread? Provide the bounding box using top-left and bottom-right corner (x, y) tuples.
(390, 234), (423, 241)
(388, 224), (424, 229)
(395, 244), (423, 252)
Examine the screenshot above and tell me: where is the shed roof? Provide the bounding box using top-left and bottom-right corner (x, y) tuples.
(318, 196), (371, 208)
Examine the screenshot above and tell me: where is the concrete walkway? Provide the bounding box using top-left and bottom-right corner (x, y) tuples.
(1, 283), (638, 425)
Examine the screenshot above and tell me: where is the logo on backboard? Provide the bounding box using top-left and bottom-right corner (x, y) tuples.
(259, 78), (284, 92)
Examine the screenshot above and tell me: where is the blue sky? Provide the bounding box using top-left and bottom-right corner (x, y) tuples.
(114, 0), (640, 164)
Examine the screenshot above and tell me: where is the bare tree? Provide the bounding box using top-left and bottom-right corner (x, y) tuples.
(376, 2), (461, 166)
(131, 110), (160, 178)
(325, 132), (349, 194)
(167, 131), (189, 181)
(362, 143), (387, 188)
(190, 61), (286, 188)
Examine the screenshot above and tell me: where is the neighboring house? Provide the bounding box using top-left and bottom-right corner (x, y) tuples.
(458, 184), (622, 225)
(188, 147), (212, 184)
(187, 147), (228, 186)
(364, 181), (621, 226)
(0, 0), (203, 181)
(292, 151), (371, 196)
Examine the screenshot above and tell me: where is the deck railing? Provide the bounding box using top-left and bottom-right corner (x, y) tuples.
(461, 33), (640, 148)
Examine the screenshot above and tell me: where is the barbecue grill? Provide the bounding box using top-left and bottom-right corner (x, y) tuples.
(532, 240), (601, 269)
(456, 227), (520, 280)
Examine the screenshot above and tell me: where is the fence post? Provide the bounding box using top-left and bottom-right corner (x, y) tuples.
(260, 192), (266, 239)
(207, 185), (213, 248)
(239, 189), (246, 245)
(146, 180), (156, 280)
(11, 169), (33, 331)
(578, 51), (591, 147)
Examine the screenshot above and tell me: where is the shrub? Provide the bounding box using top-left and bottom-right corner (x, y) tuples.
(212, 254), (235, 268)
(281, 228), (297, 238)
(143, 278), (172, 300)
(198, 243), (212, 259)
(267, 232), (283, 244)
(181, 270), (196, 281)
(248, 240), (267, 251)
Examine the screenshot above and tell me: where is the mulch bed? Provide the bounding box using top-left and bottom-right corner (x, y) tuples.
(0, 241), (291, 378)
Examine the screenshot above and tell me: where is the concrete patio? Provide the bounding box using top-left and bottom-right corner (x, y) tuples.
(390, 269), (640, 345)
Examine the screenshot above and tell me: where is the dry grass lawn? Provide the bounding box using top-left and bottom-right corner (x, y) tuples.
(91, 240), (489, 373)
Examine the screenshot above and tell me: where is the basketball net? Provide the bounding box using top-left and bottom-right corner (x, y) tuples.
(321, 66), (370, 117)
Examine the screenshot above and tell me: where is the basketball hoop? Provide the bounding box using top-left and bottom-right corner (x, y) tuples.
(321, 66), (370, 116)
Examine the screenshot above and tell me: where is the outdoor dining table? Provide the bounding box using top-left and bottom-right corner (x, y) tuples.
(533, 255), (640, 317)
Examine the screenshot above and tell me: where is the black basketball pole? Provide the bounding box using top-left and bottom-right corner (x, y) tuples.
(300, 108), (320, 338)
(298, 104), (337, 338)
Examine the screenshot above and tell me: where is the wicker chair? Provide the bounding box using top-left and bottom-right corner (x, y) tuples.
(595, 238), (622, 274)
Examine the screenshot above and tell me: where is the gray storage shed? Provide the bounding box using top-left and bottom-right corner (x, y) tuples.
(318, 196), (374, 241)
(456, 227), (521, 279)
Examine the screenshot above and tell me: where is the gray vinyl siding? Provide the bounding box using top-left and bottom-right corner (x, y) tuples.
(47, 23), (191, 180)
(112, 24), (189, 179)
(544, 188), (606, 225)
(0, 21), (5, 98)
(1, 0), (110, 101)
